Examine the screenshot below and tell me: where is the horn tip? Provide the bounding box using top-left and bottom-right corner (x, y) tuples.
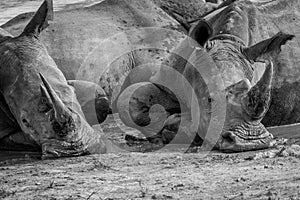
(39, 73), (47, 84)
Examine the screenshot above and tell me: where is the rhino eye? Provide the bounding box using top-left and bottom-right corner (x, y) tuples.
(208, 97), (214, 103)
(22, 118), (33, 129)
(39, 98), (52, 113)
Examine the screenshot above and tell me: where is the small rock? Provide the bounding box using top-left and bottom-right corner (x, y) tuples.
(176, 156), (182, 160)
(138, 161), (144, 165)
(240, 177), (247, 182)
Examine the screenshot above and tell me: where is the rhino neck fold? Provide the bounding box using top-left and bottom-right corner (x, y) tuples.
(209, 34), (246, 47)
(218, 119), (273, 152)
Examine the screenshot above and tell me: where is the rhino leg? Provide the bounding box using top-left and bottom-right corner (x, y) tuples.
(117, 82), (181, 141)
(153, 113), (203, 145)
(0, 132), (40, 151)
(67, 80), (111, 125)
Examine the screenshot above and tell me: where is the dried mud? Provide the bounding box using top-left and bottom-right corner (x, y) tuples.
(0, 115), (300, 200)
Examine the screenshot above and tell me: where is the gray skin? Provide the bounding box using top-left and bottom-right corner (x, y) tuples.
(1, 0), (184, 81)
(117, 1), (295, 152)
(0, 0), (119, 158)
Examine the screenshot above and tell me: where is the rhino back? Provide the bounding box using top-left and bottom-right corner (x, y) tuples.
(1, 0), (180, 80)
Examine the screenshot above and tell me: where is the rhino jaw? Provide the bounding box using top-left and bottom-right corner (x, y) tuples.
(217, 121), (274, 152)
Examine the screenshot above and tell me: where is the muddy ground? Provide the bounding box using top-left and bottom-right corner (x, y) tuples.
(0, 115), (300, 200)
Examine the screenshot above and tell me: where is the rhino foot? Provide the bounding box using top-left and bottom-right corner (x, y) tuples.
(155, 113), (203, 145)
(117, 82), (180, 138)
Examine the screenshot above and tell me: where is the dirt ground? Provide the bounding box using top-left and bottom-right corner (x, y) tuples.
(1, 115), (300, 200)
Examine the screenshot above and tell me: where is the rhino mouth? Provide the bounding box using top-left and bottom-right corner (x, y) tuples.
(217, 121), (274, 152)
(41, 139), (89, 159)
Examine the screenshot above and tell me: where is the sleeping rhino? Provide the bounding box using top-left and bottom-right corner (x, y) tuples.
(116, 0), (296, 152)
(0, 0), (120, 158)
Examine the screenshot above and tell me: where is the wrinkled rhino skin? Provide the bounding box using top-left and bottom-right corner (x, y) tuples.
(153, 0), (219, 22)
(206, 0), (300, 127)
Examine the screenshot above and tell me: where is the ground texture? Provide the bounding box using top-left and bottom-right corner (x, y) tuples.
(0, 115), (300, 200)
(1, 147), (300, 200)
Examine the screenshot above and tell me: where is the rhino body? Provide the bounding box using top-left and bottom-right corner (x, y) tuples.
(1, 0), (184, 80)
(116, 0), (296, 151)
(0, 0), (122, 158)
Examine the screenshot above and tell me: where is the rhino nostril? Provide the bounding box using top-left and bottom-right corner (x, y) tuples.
(208, 97), (215, 103)
(222, 132), (235, 143)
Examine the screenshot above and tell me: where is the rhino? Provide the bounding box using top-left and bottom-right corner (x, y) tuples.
(0, 0), (121, 158)
(1, 0), (189, 124)
(116, 0), (296, 152)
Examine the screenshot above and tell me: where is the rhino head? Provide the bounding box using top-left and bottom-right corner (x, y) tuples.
(184, 20), (294, 152)
(0, 0), (108, 158)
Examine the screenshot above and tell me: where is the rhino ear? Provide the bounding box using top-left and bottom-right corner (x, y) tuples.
(242, 32), (295, 63)
(21, 0), (53, 37)
(188, 20), (213, 47)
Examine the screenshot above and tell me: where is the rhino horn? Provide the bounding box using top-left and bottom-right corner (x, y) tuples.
(39, 73), (72, 123)
(40, 84), (51, 103)
(242, 61), (273, 119)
